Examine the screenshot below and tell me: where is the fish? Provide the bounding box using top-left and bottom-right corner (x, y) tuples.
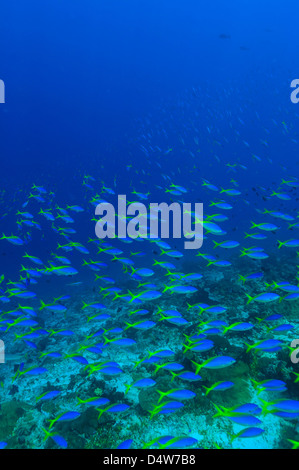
(203, 381), (234, 395)
(230, 427), (264, 443)
(192, 356), (236, 373)
(47, 411), (81, 430)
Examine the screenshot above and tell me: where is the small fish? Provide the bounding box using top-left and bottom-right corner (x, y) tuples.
(203, 381), (234, 395)
(156, 388), (196, 403)
(76, 397), (110, 407)
(97, 403), (130, 420)
(125, 378), (156, 394)
(116, 439), (133, 449)
(230, 427), (264, 443)
(36, 391), (61, 401)
(245, 339), (283, 353)
(48, 411), (81, 430)
(192, 356), (236, 373)
(245, 292), (280, 304)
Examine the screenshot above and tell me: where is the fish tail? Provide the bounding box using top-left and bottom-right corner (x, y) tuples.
(170, 371), (177, 382)
(259, 398), (272, 415)
(97, 408), (105, 420)
(202, 386), (210, 396)
(39, 300), (46, 311)
(103, 336), (110, 345)
(288, 439), (299, 450)
(47, 418), (56, 430)
(11, 367), (21, 383)
(250, 378), (259, 387)
(13, 333), (20, 343)
(141, 440), (150, 450)
(162, 284), (170, 293)
(155, 306), (163, 316)
(127, 289), (134, 298)
(158, 313), (166, 321)
(42, 427), (52, 441)
(149, 409), (156, 420)
(191, 360), (202, 375)
(156, 390), (166, 403)
(245, 293), (254, 304)
(277, 240), (284, 249)
(211, 402), (225, 418)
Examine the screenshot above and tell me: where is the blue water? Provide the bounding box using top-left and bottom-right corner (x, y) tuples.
(0, 0), (299, 450)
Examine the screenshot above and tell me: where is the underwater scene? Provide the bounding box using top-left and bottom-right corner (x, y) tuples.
(1, 0), (299, 451)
